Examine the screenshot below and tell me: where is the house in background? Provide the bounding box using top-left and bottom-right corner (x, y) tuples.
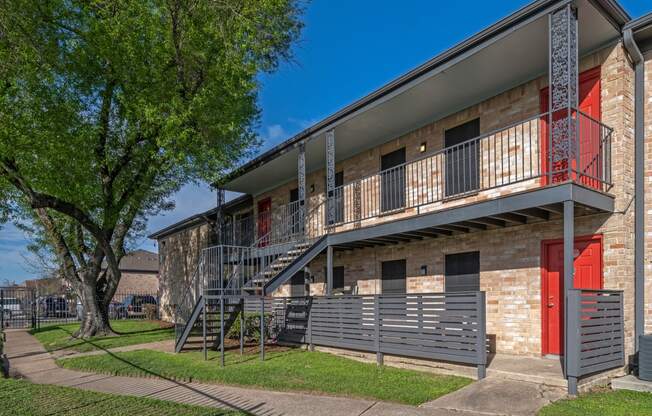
(105, 249), (160, 295)
(150, 0), (652, 395)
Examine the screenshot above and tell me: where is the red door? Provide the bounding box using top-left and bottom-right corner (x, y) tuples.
(257, 198), (272, 247)
(540, 67), (601, 188)
(541, 235), (603, 355)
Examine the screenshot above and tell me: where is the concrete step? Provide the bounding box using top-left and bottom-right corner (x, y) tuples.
(612, 375), (652, 392)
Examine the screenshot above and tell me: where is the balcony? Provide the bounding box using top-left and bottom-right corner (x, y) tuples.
(219, 110), (613, 249)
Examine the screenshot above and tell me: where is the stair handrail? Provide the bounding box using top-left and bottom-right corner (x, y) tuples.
(221, 196), (327, 295)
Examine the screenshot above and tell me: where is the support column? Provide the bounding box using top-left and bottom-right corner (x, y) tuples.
(216, 187), (225, 245)
(260, 297), (266, 361)
(548, 4), (578, 182)
(326, 245), (333, 295)
(563, 200), (576, 393)
(298, 142), (306, 234)
(326, 130), (335, 226)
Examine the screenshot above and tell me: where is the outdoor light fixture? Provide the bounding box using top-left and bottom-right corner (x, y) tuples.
(310, 184), (315, 193)
(419, 142), (427, 153)
(420, 265), (428, 275)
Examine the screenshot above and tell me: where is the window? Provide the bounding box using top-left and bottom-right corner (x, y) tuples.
(445, 251), (480, 292)
(325, 266), (345, 290)
(445, 119), (480, 197)
(380, 148), (406, 212)
(381, 259), (406, 294)
(290, 271), (306, 297)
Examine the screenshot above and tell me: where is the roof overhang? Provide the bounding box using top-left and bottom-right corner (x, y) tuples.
(222, 0), (626, 196)
(625, 12), (652, 52)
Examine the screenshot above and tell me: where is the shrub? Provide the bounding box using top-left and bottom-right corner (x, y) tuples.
(227, 312), (271, 343)
(143, 304), (158, 321)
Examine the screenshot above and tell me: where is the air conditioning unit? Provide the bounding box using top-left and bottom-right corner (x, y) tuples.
(639, 335), (652, 381)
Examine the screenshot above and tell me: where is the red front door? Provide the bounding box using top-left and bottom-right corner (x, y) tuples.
(257, 198), (272, 246)
(541, 235), (603, 355)
(540, 67), (602, 188)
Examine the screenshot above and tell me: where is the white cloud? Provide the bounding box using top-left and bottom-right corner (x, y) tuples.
(264, 124), (288, 143)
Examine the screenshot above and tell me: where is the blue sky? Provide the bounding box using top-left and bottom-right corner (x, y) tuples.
(0, 0), (647, 283)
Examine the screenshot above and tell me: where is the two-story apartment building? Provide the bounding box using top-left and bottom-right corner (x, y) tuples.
(150, 0), (652, 395)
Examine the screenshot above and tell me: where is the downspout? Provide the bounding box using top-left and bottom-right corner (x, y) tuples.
(623, 28), (645, 357)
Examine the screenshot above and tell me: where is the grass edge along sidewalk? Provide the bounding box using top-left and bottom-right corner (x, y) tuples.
(30, 320), (174, 353)
(57, 348), (472, 406)
(0, 377), (243, 416)
(538, 389), (652, 415)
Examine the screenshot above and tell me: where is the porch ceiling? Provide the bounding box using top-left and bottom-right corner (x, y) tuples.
(225, 0), (621, 196)
(327, 183), (614, 250)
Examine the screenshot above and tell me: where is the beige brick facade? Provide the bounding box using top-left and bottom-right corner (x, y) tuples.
(157, 222), (212, 321)
(645, 52), (652, 334)
(269, 42), (636, 357)
(157, 41), (638, 360)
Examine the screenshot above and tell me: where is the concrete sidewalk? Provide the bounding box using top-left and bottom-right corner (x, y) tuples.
(5, 329), (464, 416)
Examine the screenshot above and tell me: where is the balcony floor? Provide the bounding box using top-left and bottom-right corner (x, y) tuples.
(327, 182), (614, 250)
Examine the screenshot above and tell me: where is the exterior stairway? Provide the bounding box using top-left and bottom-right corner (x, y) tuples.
(174, 198), (328, 353)
(175, 297), (243, 353)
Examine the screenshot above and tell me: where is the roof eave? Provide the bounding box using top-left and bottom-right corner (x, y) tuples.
(217, 0), (631, 188)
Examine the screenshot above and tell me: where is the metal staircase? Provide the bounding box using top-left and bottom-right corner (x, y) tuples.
(174, 197), (328, 353)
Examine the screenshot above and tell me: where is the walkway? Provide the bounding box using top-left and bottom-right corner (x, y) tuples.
(5, 329), (565, 416)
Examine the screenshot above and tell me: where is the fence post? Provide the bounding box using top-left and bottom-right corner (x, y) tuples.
(1, 290), (4, 330)
(240, 298), (244, 355)
(308, 297), (314, 351)
(220, 297), (225, 367)
(476, 291), (487, 380)
(375, 295), (383, 366)
(260, 296), (265, 361)
(202, 298), (207, 361)
(566, 289), (581, 395)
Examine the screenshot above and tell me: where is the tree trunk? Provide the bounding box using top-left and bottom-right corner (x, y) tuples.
(74, 284), (114, 338)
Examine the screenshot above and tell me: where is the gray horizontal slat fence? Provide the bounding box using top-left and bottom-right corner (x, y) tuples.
(567, 289), (624, 389)
(273, 292), (487, 379)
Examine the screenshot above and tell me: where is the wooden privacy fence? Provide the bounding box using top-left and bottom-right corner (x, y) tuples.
(566, 289), (624, 393)
(270, 292), (487, 379)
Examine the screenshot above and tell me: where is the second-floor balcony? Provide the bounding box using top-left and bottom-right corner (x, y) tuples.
(220, 109), (613, 249)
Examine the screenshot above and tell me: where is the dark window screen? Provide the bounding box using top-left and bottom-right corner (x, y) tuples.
(445, 251), (480, 292)
(445, 119), (480, 197)
(290, 271), (306, 297)
(382, 259), (406, 294)
(380, 148), (406, 212)
(325, 266), (345, 290)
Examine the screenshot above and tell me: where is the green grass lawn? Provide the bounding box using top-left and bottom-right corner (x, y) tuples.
(30, 320), (174, 353)
(539, 390), (652, 415)
(57, 348), (471, 405)
(0, 378), (242, 416)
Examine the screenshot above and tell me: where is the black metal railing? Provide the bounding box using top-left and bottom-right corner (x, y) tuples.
(328, 111), (612, 228)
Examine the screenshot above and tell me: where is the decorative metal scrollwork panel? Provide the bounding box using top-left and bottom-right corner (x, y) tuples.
(326, 130), (335, 225)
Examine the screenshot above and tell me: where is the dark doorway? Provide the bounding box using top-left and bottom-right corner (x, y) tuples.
(381, 259), (406, 294)
(381, 148), (406, 212)
(290, 271), (306, 297)
(330, 171), (344, 224)
(445, 251), (480, 292)
(445, 119), (480, 197)
(289, 188), (300, 235)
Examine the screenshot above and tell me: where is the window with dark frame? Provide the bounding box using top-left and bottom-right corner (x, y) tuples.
(380, 148), (406, 212)
(325, 266), (345, 290)
(444, 251), (480, 292)
(444, 119), (480, 197)
(381, 259), (406, 294)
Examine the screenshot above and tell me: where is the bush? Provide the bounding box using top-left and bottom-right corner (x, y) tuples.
(143, 304), (158, 321)
(227, 312), (271, 343)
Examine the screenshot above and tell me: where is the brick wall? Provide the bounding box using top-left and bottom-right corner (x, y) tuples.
(644, 52), (652, 333)
(157, 223), (212, 321)
(272, 42), (637, 358)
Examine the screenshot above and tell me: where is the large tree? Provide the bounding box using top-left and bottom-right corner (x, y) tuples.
(0, 0), (303, 337)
